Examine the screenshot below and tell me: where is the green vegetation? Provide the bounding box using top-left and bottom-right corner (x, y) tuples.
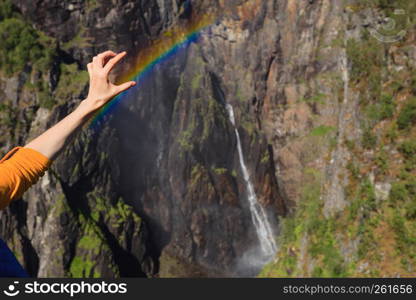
(390, 212), (416, 256)
(366, 94), (395, 122)
(0, 0), (91, 111)
(55, 63), (89, 100)
(85, 0), (100, 12)
(69, 216), (104, 278)
(385, 123), (398, 142)
(346, 160), (360, 180)
(55, 63), (89, 99)
(348, 177), (377, 220)
(70, 256), (100, 278)
(0, 0), (14, 20)
(398, 139), (416, 169)
(299, 93), (327, 104)
(202, 98), (225, 142)
(89, 192), (141, 227)
(177, 96), (227, 153)
(361, 128), (377, 149)
(397, 98), (416, 130)
(0, 103), (15, 127)
(261, 161), (414, 277)
(67, 192), (142, 278)
(399, 139), (416, 159)
(78, 229), (102, 255)
(389, 172), (416, 258)
(236, 87), (245, 102)
(242, 119), (255, 138)
(346, 36), (383, 98)
(62, 27), (92, 51)
(0, 12), (56, 75)
(390, 182), (409, 203)
(191, 74), (203, 91)
(212, 167), (227, 175)
(375, 148), (389, 174)
(260, 169), (350, 277)
(178, 126), (195, 152)
(310, 125), (335, 137)
(260, 150), (270, 164)
(190, 164), (205, 187)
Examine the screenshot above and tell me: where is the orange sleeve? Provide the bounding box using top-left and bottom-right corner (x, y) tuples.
(0, 147), (52, 210)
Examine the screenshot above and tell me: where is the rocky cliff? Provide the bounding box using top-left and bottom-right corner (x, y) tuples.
(0, 0), (415, 277)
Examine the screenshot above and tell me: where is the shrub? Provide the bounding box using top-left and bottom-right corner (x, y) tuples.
(0, 17), (55, 75)
(347, 38), (382, 82)
(397, 98), (416, 130)
(405, 201), (416, 220)
(398, 139), (416, 159)
(366, 94), (395, 122)
(0, 0), (13, 20)
(390, 182), (409, 203)
(379, 94), (395, 119)
(385, 123), (398, 142)
(346, 36), (383, 102)
(349, 178), (376, 220)
(375, 149), (389, 174)
(362, 128), (377, 149)
(390, 212), (416, 253)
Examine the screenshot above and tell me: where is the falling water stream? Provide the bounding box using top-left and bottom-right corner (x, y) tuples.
(226, 104), (277, 261)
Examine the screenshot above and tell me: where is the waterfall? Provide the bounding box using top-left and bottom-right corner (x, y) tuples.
(226, 104), (277, 260)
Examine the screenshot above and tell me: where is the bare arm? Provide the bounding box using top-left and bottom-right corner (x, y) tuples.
(24, 50), (135, 160)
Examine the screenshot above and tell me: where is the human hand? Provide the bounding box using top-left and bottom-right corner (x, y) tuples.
(83, 50), (136, 112)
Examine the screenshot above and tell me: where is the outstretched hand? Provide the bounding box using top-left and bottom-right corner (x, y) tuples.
(83, 50), (136, 112)
(24, 50), (136, 161)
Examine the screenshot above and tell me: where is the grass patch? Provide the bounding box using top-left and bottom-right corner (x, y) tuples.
(397, 98), (416, 130)
(55, 63), (89, 100)
(299, 93), (327, 104)
(310, 125), (335, 137)
(212, 167), (227, 175)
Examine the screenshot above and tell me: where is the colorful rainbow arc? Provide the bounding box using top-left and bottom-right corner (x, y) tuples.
(90, 13), (215, 127)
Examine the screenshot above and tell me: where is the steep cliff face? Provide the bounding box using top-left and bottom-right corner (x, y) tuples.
(0, 0), (416, 277)
(260, 0), (416, 277)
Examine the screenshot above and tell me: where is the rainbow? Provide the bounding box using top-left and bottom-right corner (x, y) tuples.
(90, 12), (215, 127)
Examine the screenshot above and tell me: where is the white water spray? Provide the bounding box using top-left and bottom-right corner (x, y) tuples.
(226, 104), (277, 260)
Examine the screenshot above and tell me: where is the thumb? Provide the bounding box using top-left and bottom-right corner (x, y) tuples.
(115, 81), (136, 94)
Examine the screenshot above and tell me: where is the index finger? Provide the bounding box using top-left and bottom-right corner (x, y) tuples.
(104, 51), (127, 73)
(94, 50), (117, 68)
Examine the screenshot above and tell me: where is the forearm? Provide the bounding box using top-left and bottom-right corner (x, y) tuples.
(24, 101), (95, 160)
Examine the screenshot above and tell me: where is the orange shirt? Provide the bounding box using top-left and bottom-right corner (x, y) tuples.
(0, 147), (51, 210)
